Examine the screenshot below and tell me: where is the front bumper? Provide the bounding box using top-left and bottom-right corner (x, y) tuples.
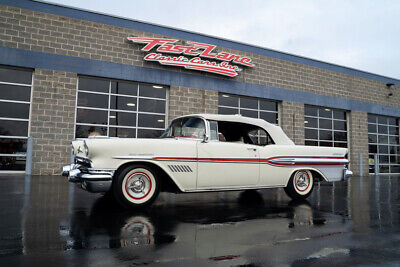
(343, 168), (353, 181)
(61, 163), (114, 193)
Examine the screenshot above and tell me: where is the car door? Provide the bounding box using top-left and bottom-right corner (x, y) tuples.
(196, 141), (260, 189)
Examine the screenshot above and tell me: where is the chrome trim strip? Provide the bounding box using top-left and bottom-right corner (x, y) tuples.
(184, 185), (285, 192)
(112, 155), (155, 160)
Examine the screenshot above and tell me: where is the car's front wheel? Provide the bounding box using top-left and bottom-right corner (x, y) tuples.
(284, 170), (314, 200)
(113, 164), (160, 208)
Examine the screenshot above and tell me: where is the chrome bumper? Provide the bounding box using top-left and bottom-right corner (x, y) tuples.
(62, 164), (114, 193)
(343, 168), (353, 181)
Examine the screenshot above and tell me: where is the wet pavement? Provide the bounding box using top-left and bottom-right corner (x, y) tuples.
(0, 175), (400, 266)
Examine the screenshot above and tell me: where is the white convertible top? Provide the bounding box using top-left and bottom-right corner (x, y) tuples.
(177, 114), (295, 145)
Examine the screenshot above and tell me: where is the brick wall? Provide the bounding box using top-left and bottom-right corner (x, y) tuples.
(30, 69), (76, 175)
(168, 86), (218, 124)
(280, 101), (305, 145)
(0, 4), (399, 109)
(348, 111), (369, 176)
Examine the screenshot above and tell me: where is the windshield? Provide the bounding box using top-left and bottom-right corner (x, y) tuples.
(161, 117), (205, 139)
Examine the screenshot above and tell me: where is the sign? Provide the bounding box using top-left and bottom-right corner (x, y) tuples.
(127, 37), (254, 77)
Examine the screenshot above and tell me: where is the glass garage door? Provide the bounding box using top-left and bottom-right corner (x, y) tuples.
(304, 105), (348, 147)
(0, 66), (32, 172)
(368, 114), (400, 174)
(76, 76), (168, 139)
(218, 93), (278, 124)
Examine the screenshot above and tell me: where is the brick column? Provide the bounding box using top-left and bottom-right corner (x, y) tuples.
(168, 86), (218, 124)
(30, 69), (77, 175)
(349, 111), (369, 176)
(280, 101), (305, 145)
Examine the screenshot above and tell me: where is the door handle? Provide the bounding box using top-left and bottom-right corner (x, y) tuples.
(247, 147), (257, 151)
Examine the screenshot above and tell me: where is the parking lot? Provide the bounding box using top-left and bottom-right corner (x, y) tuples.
(1, 175), (400, 266)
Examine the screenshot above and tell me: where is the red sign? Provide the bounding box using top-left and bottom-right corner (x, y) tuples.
(127, 37), (254, 77)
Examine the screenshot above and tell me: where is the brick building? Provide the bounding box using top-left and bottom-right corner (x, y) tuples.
(0, 0), (399, 176)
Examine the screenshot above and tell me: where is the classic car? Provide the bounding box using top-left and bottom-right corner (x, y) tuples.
(62, 114), (352, 208)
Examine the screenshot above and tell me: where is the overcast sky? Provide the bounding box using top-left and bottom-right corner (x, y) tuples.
(46, 0), (399, 79)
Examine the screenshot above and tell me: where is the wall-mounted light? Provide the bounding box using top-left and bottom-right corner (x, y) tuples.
(386, 83), (395, 97)
(153, 85), (163, 89)
(126, 103), (136, 106)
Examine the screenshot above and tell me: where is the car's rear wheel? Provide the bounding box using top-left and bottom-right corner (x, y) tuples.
(284, 170), (314, 200)
(113, 164), (160, 208)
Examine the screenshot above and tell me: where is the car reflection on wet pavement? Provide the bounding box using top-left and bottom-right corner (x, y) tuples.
(0, 176), (400, 266)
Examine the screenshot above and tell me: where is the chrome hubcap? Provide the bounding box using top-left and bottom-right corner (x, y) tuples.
(126, 173), (151, 198)
(295, 172), (309, 191)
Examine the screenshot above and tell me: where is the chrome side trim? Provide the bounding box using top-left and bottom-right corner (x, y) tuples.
(184, 185), (285, 193)
(269, 158), (349, 165)
(112, 155), (155, 160)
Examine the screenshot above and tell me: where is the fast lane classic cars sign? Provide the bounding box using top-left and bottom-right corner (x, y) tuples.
(127, 37), (254, 77)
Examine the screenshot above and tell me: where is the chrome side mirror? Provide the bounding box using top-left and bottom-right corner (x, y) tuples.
(202, 133), (209, 143)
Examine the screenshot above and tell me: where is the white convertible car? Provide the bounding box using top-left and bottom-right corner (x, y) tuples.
(62, 114), (352, 208)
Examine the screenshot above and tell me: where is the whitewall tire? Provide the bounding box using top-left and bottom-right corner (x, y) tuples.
(284, 170), (314, 200)
(114, 164), (160, 208)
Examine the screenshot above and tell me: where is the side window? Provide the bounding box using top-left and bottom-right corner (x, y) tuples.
(209, 121), (218, 141)
(248, 128), (274, 146)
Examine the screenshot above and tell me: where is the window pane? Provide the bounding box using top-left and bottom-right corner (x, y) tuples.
(0, 139), (27, 154)
(334, 120), (346, 131)
(378, 125), (388, 134)
(378, 135), (388, 144)
(139, 98), (165, 113)
(368, 134), (377, 143)
(0, 120), (28, 136)
(219, 94), (238, 107)
(305, 140), (318, 146)
(76, 109), (108, 125)
(369, 145), (377, 154)
(319, 108), (332, 118)
(305, 106), (318, 116)
(110, 96), (137, 111)
(389, 136), (399, 145)
(138, 114), (165, 128)
(79, 77), (109, 93)
(0, 84), (31, 102)
(333, 110), (346, 120)
(380, 155), (389, 164)
(334, 142), (347, 148)
(0, 101), (29, 119)
(75, 125), (107, 138)
(389, 126), (399, 135)
(259, 100), (277, 111)
(378, 145), (388, 154)
(109, 111), (136, 127)
(319, 119), (332, 129)
(368, 115), (377, 123)
(260, 111), (277, 124)
(305, 117), (317, 128)
(388, 118), (397, 126)
(109, 127), (136, 138)
(139, 84), (166, 98)
(240, 109), (258, 118)
(138, 129), (163, 138)
(378, 116), (388, 124)
(319, 141), (333, 147)
(319, 130), (332, 140)
(218, 107), (238, 115)
(380, 165), (390, 173)
(0, 67), (31, 84)
(368, 124), (377, 133)
(111, 81), (137, 96)
(0, 156), (26, 171)
(305, 129), (318, 140)
(240, 97), (258, 109)
(391, 165), (400, 173)
(334, 131), (347, 142)
(77, 92), (108, 109)
(209, 121), (218, 141)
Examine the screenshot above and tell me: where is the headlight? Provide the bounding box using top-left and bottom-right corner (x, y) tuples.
(83, 140), (89, 157)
